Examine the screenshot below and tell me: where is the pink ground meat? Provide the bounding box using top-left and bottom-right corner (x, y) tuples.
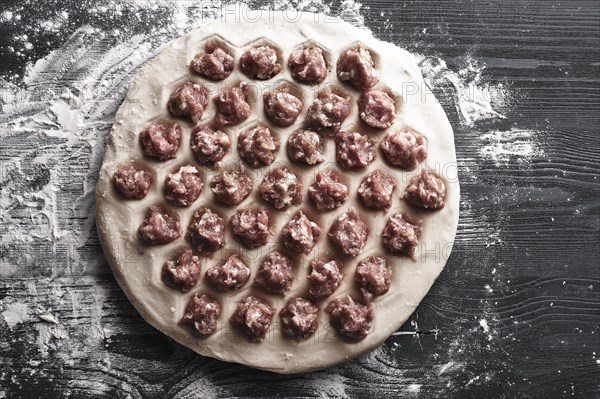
(167, 82), (209, 124)
(287, 129), (325, 165)
(190, 125), (231, 167)
(254, 251), (294, 294)
(161, 249), (201, 292)
(185, 208), (225, 255)
(210, 169), (252, 206)
(229, 204), (270, 249)
(358, 90), (396, 129)
(380, 128), (427, 170)
(206, 254), (250, 291)
(308, 170), (349, 212)
(279, 297), (319, 340)
(213, 83), (251, 126)
(230, 296), (275, 342)
(288, 45), (328, 85)
(308, 257), (344, 298)
(164, 165), (203, 207)
(355, 255), (391, 302)
(306, 91), (350, 135)
(180, 293), (221, 336)
(240, 45), (281, 80)
(328, 208), (369, 257)
(335, 131), (377, 169)
(403, 170), (447, 210)
(381, 212), (423, 259)
(280, 211), (322, 255)
(357, 169), (397, 209)
(138, 206), (181, 245)
(258, 168), (302, 210)
(326, 295), (374, 342)
(237, 125), (279, 168)
(336, 43), (379, 90)
(112, 165), (153, 199)
(190, 43), (234, 80)
(263, 90), (303, 127)
(139, 121), (182, 161)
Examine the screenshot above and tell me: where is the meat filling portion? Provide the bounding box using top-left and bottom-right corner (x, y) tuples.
(139, 121), (182, 161)
(161, 249), (201, 292)
(355, 256), (391, 302)
(336, 43), (379, 90)
(190, 125), (231, 167)
(308, 257), (344, 298)
(279, 297), (319, 340)
(380, 129), (427, 170)
(328, 208), (369, 257)
(185, 208), (225, 255)
(180, 293), (221, 336)
(326, 296), (374, 342)
(280, 211), (322, 255)
(214, 84), (251, 126)
(206, 254), (250, 291)
(164, 165), (203, 207)
(306, 91), (350, 135)
(287, 129), (325, 165)
(138, 206), (181, 245)
(167, 82), (209, 124)
(335, 131), (377, 169)
(237, 125), (279, 168)
(254, 251), (294, 294)
(210, 170), (252, 206)
(112, 165), (153, 199)
(263, 90), (303, 127)
(403, 170), (447, 210)
(230, 296), (275, 342)
(288, 46), (328, 85)
(357, 169), (397, 209)
(381, 212), (422, 258)
(358, 90), (396, 129)
(229, 204), (270, 249)
(240, 45), (281, 80)
(259, 168), (302, 210)
(308, 170), (349, 212)
(190, 43), (234, 80)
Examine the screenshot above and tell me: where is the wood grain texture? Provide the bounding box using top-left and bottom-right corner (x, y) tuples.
(1, 0), (599, 398)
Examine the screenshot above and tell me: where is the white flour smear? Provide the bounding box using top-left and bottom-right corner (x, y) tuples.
(0, 0), (533, 395)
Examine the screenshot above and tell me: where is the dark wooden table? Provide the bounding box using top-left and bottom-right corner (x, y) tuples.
(1, 1), (598, 398)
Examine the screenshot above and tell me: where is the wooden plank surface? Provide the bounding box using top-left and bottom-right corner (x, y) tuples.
(1, 0), (599, 398)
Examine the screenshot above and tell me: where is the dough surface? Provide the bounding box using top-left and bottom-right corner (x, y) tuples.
(96, 10), (460, 373)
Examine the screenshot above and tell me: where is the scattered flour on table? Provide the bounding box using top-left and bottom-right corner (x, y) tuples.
(480, 128), (545, 165)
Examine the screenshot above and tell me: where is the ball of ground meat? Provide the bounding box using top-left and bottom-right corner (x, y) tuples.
(180, 293), (221, 336)
(185, 208), (225, 255)
(240, 45), (281, 80)
(206, 254), (250, 291)
(403, 170), (447, 210)
(263, 90), (303, 127)
(164, 165), (203, 207)
(259, 168), (302, 210)
(167, 82), (209, 124)
(210, 170), (252, 206)
(288, 46), (328, 85)
(306, 91), (350, 134)
(139, 121), (182, 161)
(213, 83), (251, 126)
(357, 169), (397, 209)
(161, 249), (201, 292)
(336, 43), (379, 90)
(280, 211), (322, 255)
(326, 296), (374, 342)
(358, 90), (396, 129)
(380, 129), (427, 170)
(112, 165), (154, 199)
(328, 207), (369, 257)
(279, 297), (319, 340)
(190, 43), (234, 80)
(308, 170), (349, 212)
(308, 257), (344, 298)
(254, 251), (294, 294)
(382, 212), (422, 258)
(230, 296), (275, 342)
(138, 206), (181, 245)
(287, 129), (325, 165)
(230, 204), (270, 249)
(355, 256), (391, 302)
(190, 125), (231, 167)
(335, 131), (377, 169)
(237, 125), (279, 168)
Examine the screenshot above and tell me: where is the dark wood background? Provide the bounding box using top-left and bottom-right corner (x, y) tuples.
(1, 0), (598, 398)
